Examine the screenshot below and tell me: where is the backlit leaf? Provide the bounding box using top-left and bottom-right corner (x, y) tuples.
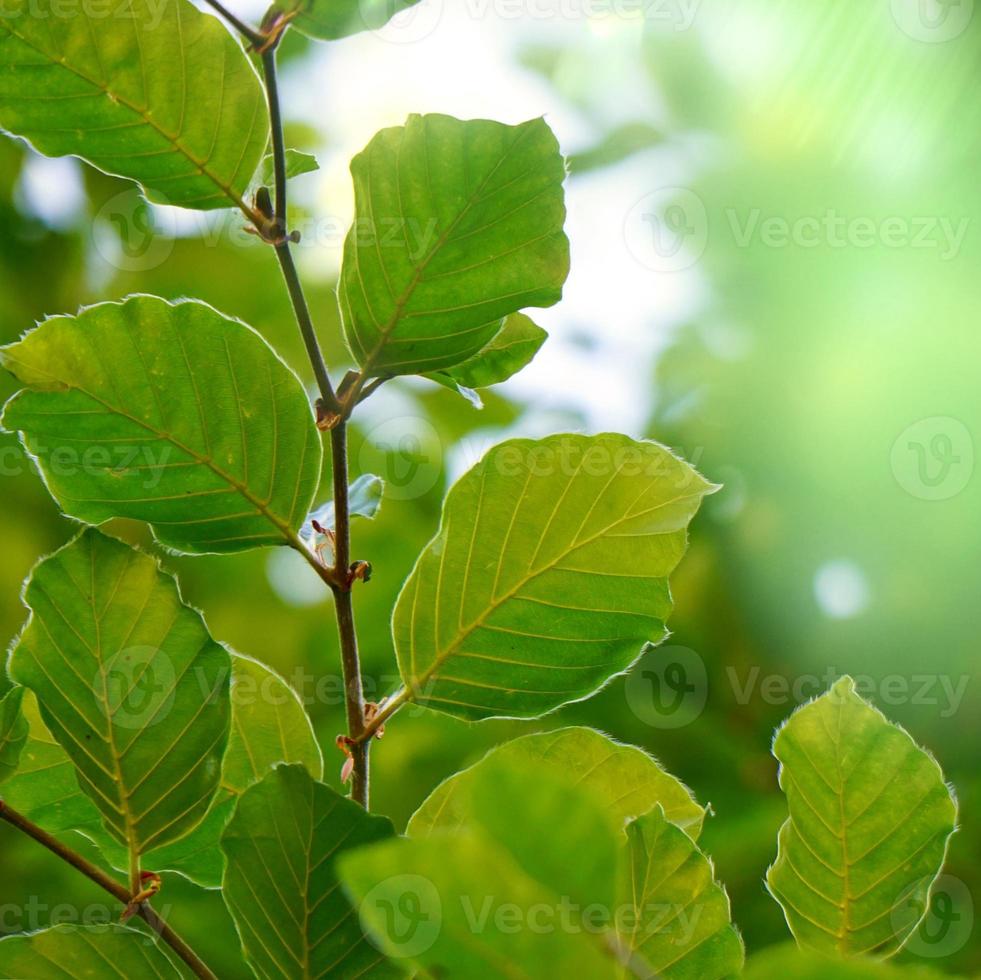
(276, 0), (425, 42)
(0, 686), (27, 785)
(0, 295), (322, 555)
(619, 805), (744, 978)
(260, 149), (320, 185)
(766, 676), (958, 958)
(408, 726), (705, 840)
(392, 433), (715, 720)
(0, 0), (268, 210)
(8, 529), (231, 860)
(340, 114), (569, 376)
(222, 764), (402, 979)
(0, 925), (182, 979)
(432, 313), (548, 390)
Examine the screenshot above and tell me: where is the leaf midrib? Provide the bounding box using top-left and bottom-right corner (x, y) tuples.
(405, 484), (705, 696)
(356, 122), (534, 374)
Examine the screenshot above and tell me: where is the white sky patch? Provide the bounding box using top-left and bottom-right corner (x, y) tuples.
(813, 560), (870, 620)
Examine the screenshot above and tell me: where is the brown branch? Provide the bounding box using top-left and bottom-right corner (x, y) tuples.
(0, 801), (217, 980)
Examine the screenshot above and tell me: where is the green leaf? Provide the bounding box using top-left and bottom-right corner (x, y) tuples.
(619, 805), (744, 978)
(742, 942), (955, 979)
(0, 686), (27, 785)
(222, 764), (401, 979)
(342, 755), (737, 978)
(0, 924), (182, 979)
(766, 676), (958, 959)
(340, 833), (615, 978)
(302, 473), (384, 539)
(392, 432), (715, 720)
(275, 0), (425, 42)
(4, 655), (322, 889)
(0, 0), (268, 211)
(0, 295), (322, 555)
(8, 529), (231, 860)
(136, 652), (324, 888)
(433, 313), (548, 389)
(0, 689), (107, 843)
(408, 726), (705, 840)
(261, 149), (320, 185)
(340, 114), (569, 376)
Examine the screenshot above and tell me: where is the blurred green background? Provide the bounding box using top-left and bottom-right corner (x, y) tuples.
(1, 0), (978, 975)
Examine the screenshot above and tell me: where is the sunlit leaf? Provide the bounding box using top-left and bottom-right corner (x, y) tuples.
(408, 726), (705, 840)
(222, 764), (401, 979)
(4, 654), (321, 889)
(8, 529), (230, 859)
(742, 942), (954, 979)
(340, 114), (569, 376)
(0, 0), (268, 210)
(766, 677), (958, 958)
(302, 473), (384, 540)
(260, 149), (320, 185)
(275, 0), (424, 42)
(0, 686), (27, 785)
(619, 805), (744, 978)
(136, 653), (324, 888)
(0, 295), (322, 555)
(0, 924), (182, 979)
(433, 313), (548, 389)
(342, 757), (738, 978)
(392, 433), (715, 720)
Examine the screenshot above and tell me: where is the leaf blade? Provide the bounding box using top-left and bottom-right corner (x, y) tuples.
(339, 114), (569, 376)
(0, 0), (268, 210)
(221, 764), (402, 979)
(408, 726), (705, 840)
(392, 432), (715, 720)
(766, 676), (958, 958)
(0, 295), (322, 555)
(8, 529), (231, 859)
(0, 686), (27, 785)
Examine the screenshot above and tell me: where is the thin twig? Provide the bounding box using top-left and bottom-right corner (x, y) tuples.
(199, 0), (264, 47)
(0, 802), (217, 980)
(352, 686), (410, 745)
(260, 48), (341, 415)
(330, 423), (370, 807)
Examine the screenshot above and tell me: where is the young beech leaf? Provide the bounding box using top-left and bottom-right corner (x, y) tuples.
(3, 655), (322, 890)
(0, 295), (322, 555)
(429, 313), (549, 390)
(391, 432), (716, 721)
(0, 924), (182, 978)
(0, 0), (268, 211)
(0, 686), (27, 785)
(742, 942), (954, 979)
(302, 473), (385, 542)
(766, 676), (957, 959)
(273, 0), (424, 41)
(619, 805), (745, 979)
(407, 726), (705, 840)
(221, 764), (402, 979)
(8, 529), (231, 861)
(339, 114), (569, 376)
(260, 149), (320, 186)
(341, 759), (742, 979)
